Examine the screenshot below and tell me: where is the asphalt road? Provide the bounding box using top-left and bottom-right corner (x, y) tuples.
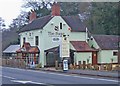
(1, 67), (119, 85)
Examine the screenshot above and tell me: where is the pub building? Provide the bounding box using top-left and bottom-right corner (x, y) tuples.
(17, 2), (119, 67)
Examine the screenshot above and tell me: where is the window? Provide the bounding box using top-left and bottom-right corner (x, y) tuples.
(113, 52), (118, 56)
(35, 36), (39, 46)
(23, 37), (26, 43)
(29, 33), (31, 36)
(60, 23), (62, 29)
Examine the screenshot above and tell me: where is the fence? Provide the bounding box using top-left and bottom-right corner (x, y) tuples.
(2, 58), (120, 71)
(2, 59), (26, 68)
(68, 63), (120, 71)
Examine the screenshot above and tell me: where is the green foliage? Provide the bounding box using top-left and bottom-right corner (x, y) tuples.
(0, 17), (6, 30)
(35, 6), (51, 17)
(60, 2), (80, 16)
(2, 28), (19, 50)
(86, 2), (119, 35)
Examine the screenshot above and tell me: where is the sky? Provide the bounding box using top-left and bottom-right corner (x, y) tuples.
(0, 0), (24, 28)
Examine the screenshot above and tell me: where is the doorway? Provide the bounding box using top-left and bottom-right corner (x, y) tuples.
(92, 52), (98, 65)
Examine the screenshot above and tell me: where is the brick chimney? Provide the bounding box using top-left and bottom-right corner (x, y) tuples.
(29, 10), (37, 23)
(52, 2), (60, 16)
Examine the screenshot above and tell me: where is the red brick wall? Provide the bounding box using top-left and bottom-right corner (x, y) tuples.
(29, 10), (36, 23)
(52, 3), (60, 16)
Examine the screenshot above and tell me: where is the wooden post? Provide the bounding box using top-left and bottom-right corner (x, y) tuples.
(55, 60), (58, 70)
(83, 61), (86, 69)
(78, 61), (81, 69)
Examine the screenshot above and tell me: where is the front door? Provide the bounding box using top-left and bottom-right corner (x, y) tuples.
(46, 52), (55, 67)
(92, 52), (97, 65)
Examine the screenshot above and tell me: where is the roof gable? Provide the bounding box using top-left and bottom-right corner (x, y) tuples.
(62, 15), (86, 32)
(93, 35), (119, 50)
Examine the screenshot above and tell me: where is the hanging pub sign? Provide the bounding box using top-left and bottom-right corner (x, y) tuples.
(60, 35), (70, 58)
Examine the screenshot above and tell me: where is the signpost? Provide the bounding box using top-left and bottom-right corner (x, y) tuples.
(60, 35), (69, 58)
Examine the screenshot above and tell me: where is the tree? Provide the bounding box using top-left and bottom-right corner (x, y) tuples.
(0, 17), (6, 31)
(86, 2), (119, 35)
(22, 0), (52, 17)
(60, 2), (90, 16)
(60, 2), (80, 16)
(9, 11), (29, 28)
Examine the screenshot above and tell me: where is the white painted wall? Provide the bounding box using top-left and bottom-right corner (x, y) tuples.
(74, 52), (92, 65)
(87, 36), (100, 49)
(98, 50), (118, 64)
(69, 32), (86, 41)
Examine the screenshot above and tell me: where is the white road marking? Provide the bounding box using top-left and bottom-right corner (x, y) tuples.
(11, 80), (31, 84)
(3, 67), (119, 83)
(3, 76), (16, 79)
(11, 80), (45, 84)
(29, 81), (45, 84)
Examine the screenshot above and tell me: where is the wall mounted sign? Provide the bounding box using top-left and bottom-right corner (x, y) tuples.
(48, 31), (65, 37)
(52, 37), (61, 42)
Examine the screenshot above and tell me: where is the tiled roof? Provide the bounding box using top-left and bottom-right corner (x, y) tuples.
(44, 46), (59, 52)
(70, 41), (97, 52)
(16, 42), (39, 53)
(3, 45), (20, 53)
(19, 15), (86, 33)
(93, 35), (119, 50)
(62, 15), (86, 32)
(19, 15), (53, 32)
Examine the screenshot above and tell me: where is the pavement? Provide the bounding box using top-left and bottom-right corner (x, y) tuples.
(38, 68), (120, 79)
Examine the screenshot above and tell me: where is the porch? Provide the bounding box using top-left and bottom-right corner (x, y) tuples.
(16, 42), (40, 67)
